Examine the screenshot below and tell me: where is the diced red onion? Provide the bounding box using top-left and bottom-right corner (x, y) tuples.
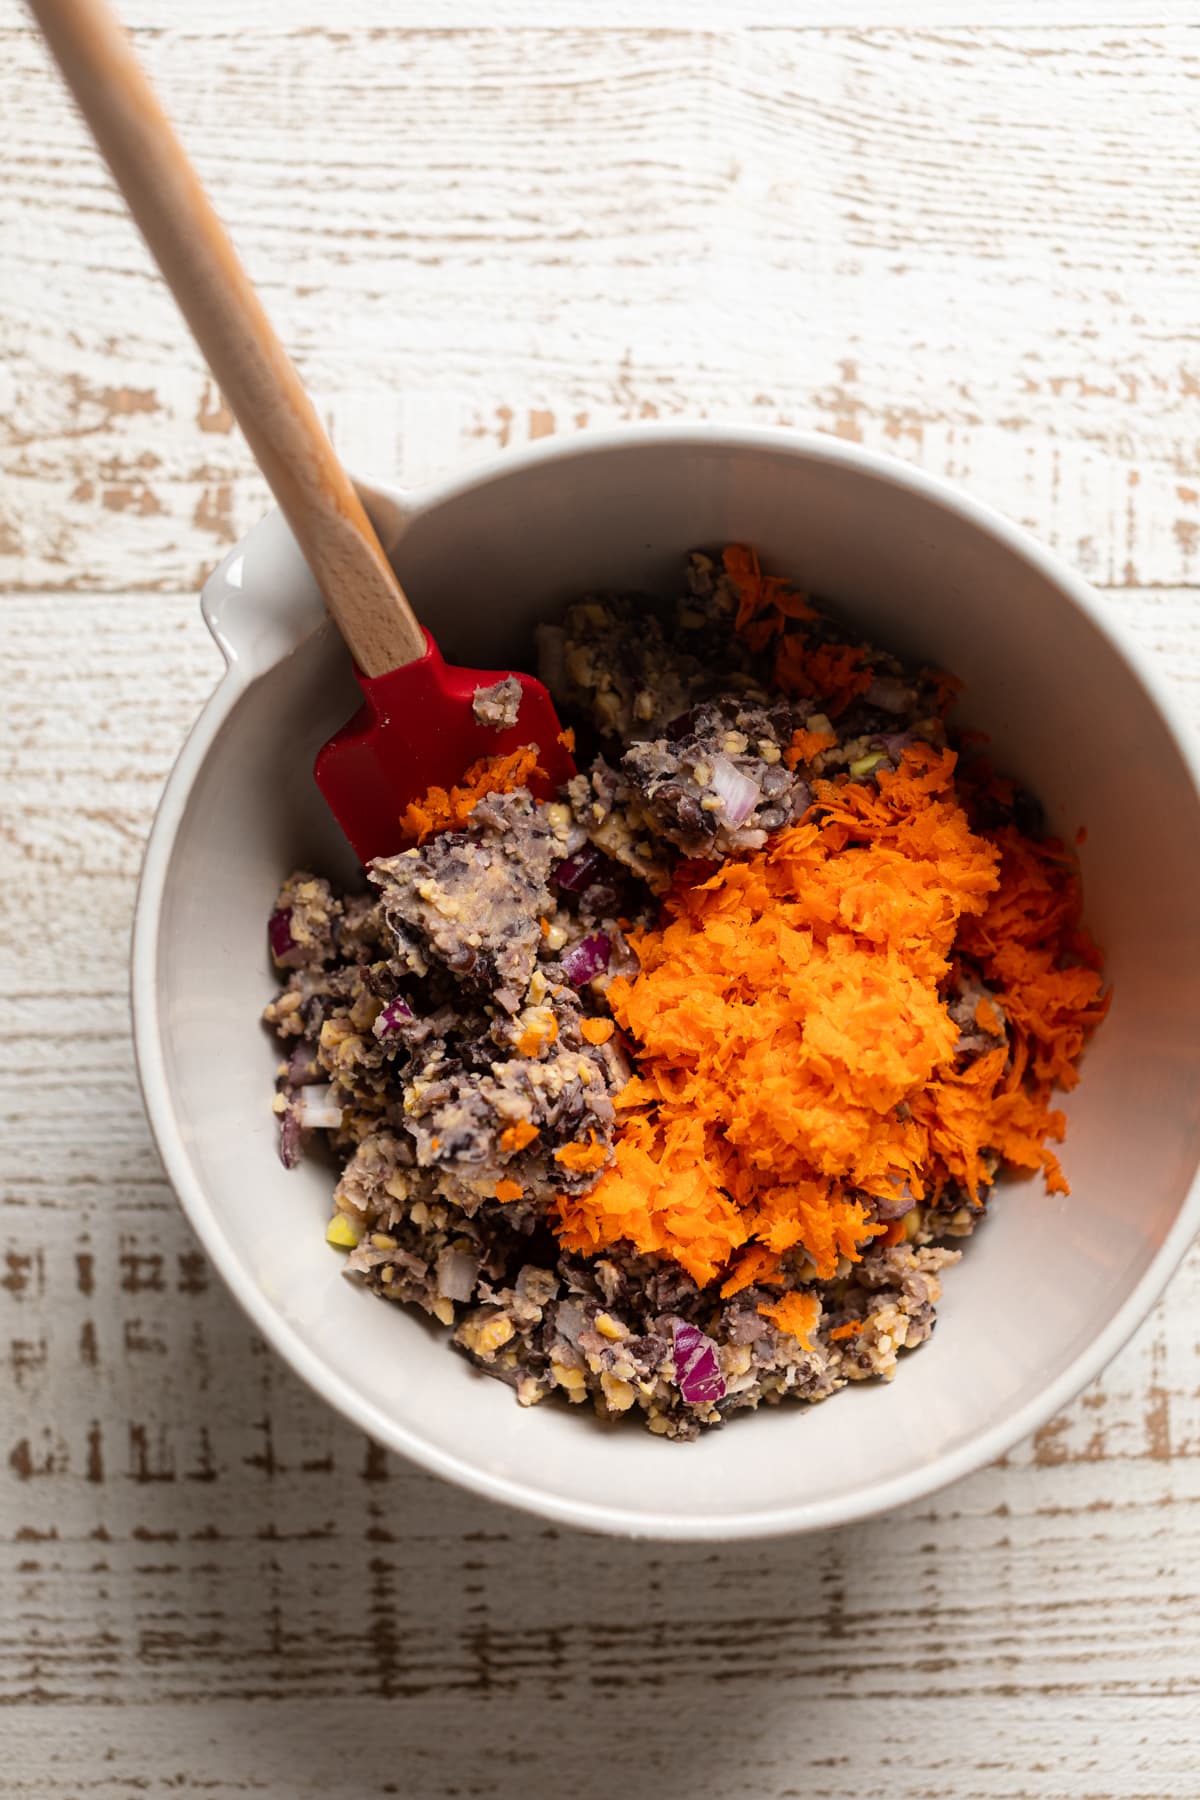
(553, 846), (606, 893)
(561, 932), (611, 986)
(709, 756), (760, 828)
(672, 1320), (726, 1405)
(278, 1109), (301, 1170)
(436, 1247), (480, 1302)
(268, 907), (296, 959)
(374, 997), (414, 1039)
(865, 675), (914, 715)
(874, 1187), (916, 1222)
(294, 1084), (344, 1131)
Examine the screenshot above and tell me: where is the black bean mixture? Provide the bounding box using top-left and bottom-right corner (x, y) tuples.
(472, 675), (523, 732)
(264, 551), (1006, 1439)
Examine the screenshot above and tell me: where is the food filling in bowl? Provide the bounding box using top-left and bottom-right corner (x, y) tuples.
(263, 547), (1109, 1439)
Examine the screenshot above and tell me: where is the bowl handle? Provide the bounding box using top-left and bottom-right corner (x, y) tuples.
(201, 480), (415, 676)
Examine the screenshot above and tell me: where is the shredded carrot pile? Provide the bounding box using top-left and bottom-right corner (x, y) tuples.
(719, 1243), (784, 1298)
(723, 543), (817, 649)
(555, 743), (1107, 1286)
(775, 637), (874, 716)
(399, 745), (544, 845)
(723, 544), (869, 714)
(934, 823), (1111, 1196)
(723, 542), (960, 720)
(392, 550), (1107, 1307)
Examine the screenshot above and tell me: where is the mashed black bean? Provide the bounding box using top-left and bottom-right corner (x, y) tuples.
(264, 550), (1000, 1438)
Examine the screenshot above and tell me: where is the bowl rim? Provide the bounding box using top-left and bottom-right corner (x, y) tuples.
(131, 421), (1200, 1540)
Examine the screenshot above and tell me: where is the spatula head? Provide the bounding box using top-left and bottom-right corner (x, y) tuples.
(315, 630), (577, 865)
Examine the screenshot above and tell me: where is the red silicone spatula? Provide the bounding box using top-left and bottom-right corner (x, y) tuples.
(29, 0), (574, 866)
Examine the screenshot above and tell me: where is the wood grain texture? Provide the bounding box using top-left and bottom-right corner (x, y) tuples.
(1, 5), (1198, 1795)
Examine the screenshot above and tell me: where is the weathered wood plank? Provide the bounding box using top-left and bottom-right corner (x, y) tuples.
(2, 6), (1198, 1796)
(3, 25), (1199, 592)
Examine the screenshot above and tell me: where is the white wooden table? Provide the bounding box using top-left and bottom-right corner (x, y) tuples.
(3, 6), (1199, 1794)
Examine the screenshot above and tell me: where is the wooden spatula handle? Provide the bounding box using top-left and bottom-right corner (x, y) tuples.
(26, 0), (426, 677)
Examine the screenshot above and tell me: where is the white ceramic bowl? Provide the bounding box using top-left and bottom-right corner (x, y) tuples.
(132, 425), (1200, 1539)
